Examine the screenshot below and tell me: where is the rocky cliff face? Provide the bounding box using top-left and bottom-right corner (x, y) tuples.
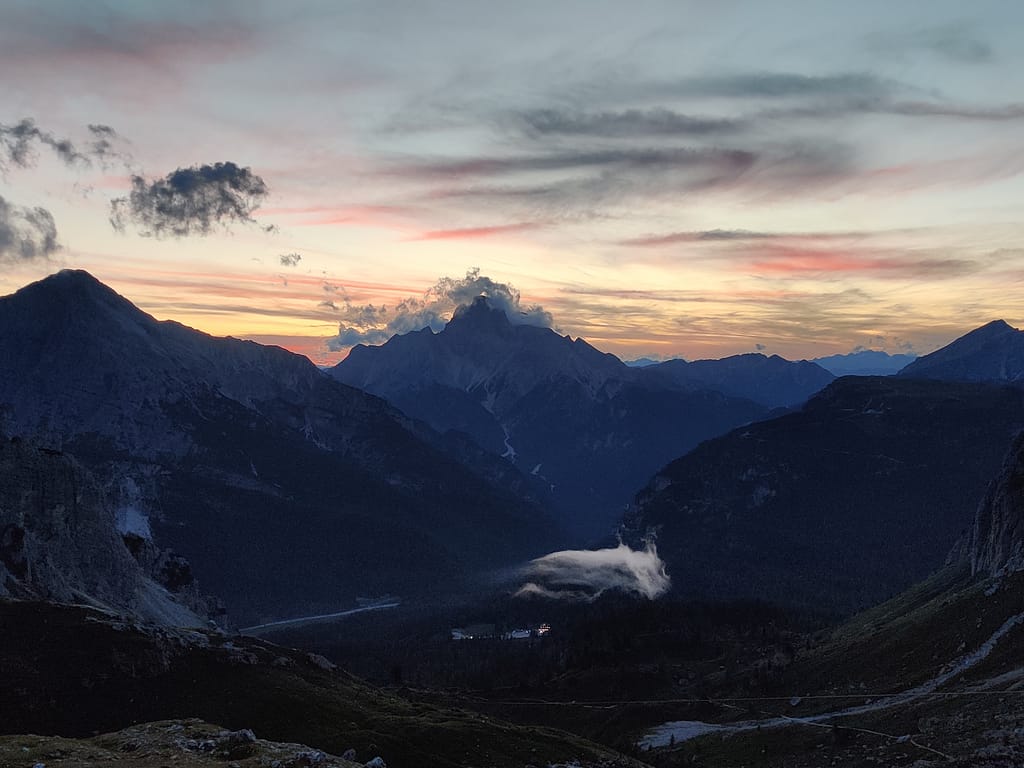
(0, 437), (205, 626)
(970, 431), (1024, 577)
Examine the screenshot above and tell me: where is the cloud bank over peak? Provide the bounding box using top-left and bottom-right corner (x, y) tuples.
(327, 268), (552, 350)
(516, 541), (670, 602)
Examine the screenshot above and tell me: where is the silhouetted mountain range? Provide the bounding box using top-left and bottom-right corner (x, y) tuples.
(900, 319), (1024, 383)
(812, 349), (917, 376)
(641, 353), (834, 408)
(0, 271), (561, 624)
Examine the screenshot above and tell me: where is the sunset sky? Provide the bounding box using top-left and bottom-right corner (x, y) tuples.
(2, 0), (1023, 364)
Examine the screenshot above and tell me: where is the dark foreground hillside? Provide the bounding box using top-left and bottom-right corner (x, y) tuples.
(0, 599), (642, 768)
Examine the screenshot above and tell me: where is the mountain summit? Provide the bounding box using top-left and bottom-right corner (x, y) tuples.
(899, 319), (1024, 383)
(334, 297), (770, 538)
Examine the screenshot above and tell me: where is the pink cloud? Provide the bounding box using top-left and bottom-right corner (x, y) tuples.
(409, 222), (542, 241)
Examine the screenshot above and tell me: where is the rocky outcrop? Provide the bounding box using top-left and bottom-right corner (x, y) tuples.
(0, 436), (206, 625)
(970, 431), (1024, 577)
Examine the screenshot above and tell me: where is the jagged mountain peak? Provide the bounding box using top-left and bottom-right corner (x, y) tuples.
(446, 295), (518, 339)
(450, 294), (508, 321)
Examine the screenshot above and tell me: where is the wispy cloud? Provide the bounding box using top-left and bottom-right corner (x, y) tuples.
(868, 23), (995, 65)
(391, 146), (758, 180)
(740, 245), (978, 279)
(0, 194), (59, 264)
(0, 117), (85, 169)
(0, 117), (133, 174)
(513, 108), (745, 138)
(409, 222), (542, 240)
(619, 229), (866, 247)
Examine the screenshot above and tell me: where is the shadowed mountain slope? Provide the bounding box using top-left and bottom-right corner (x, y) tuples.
(0, 271), (561, 624)
(625, 377), (1024, 615)
(0, 600), (642, 768)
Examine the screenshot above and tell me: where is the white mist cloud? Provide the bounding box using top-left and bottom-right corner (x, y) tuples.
(516, 541), (670, 602)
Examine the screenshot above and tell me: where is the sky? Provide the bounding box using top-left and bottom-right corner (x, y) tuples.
(2, 0), (1023, 365)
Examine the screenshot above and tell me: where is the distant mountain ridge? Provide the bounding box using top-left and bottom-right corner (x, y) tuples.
(624, 376), (1024, 614)
(899, 319), (1024, 383)
(0, 271), (561, 623)
(640, 352), (834, 408)
(333, 296), (782, 537)
(813, 349), (917, 376)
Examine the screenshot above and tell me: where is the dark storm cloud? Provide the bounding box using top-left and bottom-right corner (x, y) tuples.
(327, 268), (552, 350)
(515, 108), (745, 138)
(109, 161), (270, 238)
(279, 252), (302, 267)
(0, 194), (60, 263)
